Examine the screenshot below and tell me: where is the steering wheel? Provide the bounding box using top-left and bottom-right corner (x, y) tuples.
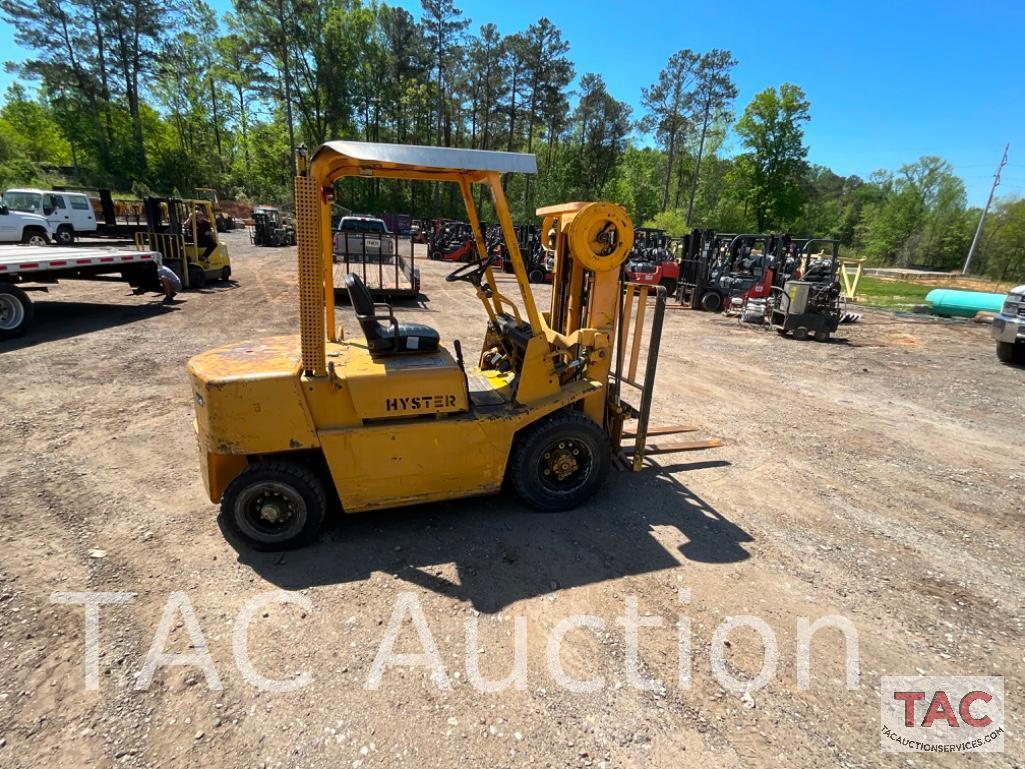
(446, 254), (499, 287)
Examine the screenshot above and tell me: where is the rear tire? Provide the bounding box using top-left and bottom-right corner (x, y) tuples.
(55, 225), (75, 246)
(528, 267), (545, 283)
(700, 291), (722, 312)
(220, 266), (232, 281)
(221, 461), (327, 551)
(659, 278), (677, 296)
(0, 283), (33, 339)
(509, 410), (611, 512)
(814, 329), (830, 342)
(996, 341), (1022, 364)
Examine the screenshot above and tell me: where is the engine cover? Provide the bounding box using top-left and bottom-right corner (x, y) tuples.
(343, 341), (468, 420)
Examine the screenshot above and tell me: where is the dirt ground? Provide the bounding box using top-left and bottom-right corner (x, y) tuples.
(1, 230), (1022, 768)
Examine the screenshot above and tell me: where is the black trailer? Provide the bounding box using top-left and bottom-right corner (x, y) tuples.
(333, 228), (420, 300)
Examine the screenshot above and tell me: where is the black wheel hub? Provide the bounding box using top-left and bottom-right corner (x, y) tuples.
(257, 494), (291, 524)
(537, 439), (593, 493)
(235, 481), (305, 539)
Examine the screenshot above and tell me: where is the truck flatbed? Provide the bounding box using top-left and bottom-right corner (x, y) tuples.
(0, 244), (158, 276)
(0, 245), (162, 339)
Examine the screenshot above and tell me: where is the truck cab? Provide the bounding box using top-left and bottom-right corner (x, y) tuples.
(993, 285), (1025, 364)
(2, 188), (97, 245)
(0, 199), (53, 245)
(333, 215), (395, 260)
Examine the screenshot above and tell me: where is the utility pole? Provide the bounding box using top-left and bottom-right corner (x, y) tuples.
(962, 143), (1009, 275)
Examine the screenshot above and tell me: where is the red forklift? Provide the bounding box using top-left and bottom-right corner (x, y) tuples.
(427, 219), (477, 262)
(625, 227), (680, 295)
(678, 232), (799, 312)
(718, 233), (801, 311)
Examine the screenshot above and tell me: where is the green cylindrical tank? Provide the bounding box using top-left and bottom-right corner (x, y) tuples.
(925, 288), (1006, 318)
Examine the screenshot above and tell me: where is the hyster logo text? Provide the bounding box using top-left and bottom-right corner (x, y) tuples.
(880, 676), (1004, 753)
(385, 394), (458, 412)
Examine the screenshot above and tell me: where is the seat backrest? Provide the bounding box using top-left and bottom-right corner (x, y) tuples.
(346, 272), (375, 316)
(345, 272), (389, 346)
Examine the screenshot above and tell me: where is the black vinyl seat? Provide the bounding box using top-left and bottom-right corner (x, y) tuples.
(345, 273), (440, 355)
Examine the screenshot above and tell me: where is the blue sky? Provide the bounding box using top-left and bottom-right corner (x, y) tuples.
(2, 0), (1023, 205)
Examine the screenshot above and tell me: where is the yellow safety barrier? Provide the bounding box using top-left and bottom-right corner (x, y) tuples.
(839, 259), (865, 299)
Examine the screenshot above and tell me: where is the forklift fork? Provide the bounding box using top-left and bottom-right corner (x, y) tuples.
(613, 283), (723, 471)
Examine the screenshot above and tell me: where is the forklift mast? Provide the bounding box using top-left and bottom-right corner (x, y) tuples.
(536, 201), (635, 425)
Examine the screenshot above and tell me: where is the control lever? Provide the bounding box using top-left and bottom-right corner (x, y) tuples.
(453, 339), (465, 370)
(453, 339), (469, 394)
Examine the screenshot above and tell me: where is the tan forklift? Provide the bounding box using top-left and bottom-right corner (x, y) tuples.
(187, 141), (720, 549)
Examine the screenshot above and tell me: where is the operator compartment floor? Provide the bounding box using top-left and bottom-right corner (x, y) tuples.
(466, 367), (514, 407)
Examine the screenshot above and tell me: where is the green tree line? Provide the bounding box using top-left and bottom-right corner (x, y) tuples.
(0, 0), (1021, 280)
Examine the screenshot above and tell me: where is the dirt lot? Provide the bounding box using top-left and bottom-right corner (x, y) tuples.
(1, 230), (1022, 768)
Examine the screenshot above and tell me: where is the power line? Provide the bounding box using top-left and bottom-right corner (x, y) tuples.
(957, 161), (1023, 169)
(963, 143), (1010, 275)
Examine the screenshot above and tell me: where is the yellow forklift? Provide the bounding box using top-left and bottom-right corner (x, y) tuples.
(135, 197), (231, 288)
(187, 141), (719, 549)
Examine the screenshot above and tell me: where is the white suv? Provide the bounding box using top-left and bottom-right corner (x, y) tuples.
(2, 188), (97, 245)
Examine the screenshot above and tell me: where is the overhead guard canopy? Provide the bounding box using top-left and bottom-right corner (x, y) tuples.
(311, 140), (538, 182)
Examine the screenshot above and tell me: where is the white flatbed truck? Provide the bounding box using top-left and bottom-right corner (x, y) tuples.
(0, 244), (161, 338)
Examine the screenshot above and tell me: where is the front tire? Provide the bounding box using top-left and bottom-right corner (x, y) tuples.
(0, 283), (33, 339)
(221, 461), (327, 550)
(528, 267), (545, 283)
(996, 341), (1022, 364)
(700, 291), (722, 312)
(22, 228), (48, 247)
(659, 278), (677, 296)
(509, 410), (611, 512)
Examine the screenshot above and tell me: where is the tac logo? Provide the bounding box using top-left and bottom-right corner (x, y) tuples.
(880, 676), (1004, 753)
